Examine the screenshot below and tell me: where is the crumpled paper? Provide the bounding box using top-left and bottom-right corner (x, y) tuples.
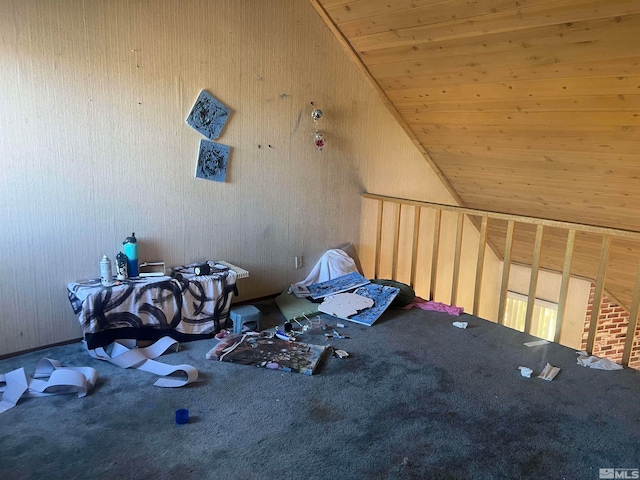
(576, 351), (623, 370)
(537, 363), (560, 381)
(518, 366), (533, 378)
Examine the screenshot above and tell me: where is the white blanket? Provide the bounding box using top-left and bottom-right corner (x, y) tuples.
(291, 249), (358, 289)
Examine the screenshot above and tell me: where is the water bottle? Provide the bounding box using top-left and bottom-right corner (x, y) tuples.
(100, 255), (113, 286)
(123, 233), (139, 277)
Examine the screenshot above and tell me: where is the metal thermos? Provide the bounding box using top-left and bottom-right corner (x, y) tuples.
(123, 233), (139, 277)
(100, 255), (113, 286)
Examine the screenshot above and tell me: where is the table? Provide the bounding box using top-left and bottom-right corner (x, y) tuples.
(67, 262), (242, 349)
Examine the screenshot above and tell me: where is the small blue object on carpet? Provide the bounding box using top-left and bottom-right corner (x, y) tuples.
(230, 305), (262, 333)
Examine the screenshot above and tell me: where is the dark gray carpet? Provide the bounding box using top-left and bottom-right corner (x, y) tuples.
(1, 302), (639, 480)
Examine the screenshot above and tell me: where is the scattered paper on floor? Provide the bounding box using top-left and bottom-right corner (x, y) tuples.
(86, 337), (198, 387)
(538, 363), (560, 381)
(0, 358), (97, 414)
(518, 366), (533, 378)
(576, 351), (623, 370)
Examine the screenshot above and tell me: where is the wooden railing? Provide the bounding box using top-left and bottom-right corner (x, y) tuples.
(363, 193), (640, 367)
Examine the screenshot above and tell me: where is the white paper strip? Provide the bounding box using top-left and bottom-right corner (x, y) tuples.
(86, 336), (198, 387)
(0, 358), (98, 414)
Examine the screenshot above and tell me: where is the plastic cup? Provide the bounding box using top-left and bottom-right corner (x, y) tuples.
(175, 408), (189, 424)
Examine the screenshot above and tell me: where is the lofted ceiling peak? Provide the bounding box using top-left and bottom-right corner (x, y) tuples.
(311, 0), (640, 311)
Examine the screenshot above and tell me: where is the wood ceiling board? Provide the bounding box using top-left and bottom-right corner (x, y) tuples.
(433, 150), (640, 176)
(336, 0), (552, 38)
(359, 14), (640, 67)
(417, 127), (640, 155)
(455, 195), (640, 222)
(485, 225), (640, 307)
(349, 0), (640, 52)
(379, 56), (640, 92)
(405, 111), (640, 127)
(385, 77), (640, 104)
(459, 198), (640, 231)
(439, 172), (640, 198)
(395, 95), (640, 113)
(324, 0), (451, 25)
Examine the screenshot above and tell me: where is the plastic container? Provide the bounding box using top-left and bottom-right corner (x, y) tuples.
(123, 233), (139, 277)
(100, 255), (113, 286)
(175, 408), (189, 424)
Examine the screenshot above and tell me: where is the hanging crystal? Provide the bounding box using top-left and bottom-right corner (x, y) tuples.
(311, 102), (325, 151)
(314, 130), (325, 150)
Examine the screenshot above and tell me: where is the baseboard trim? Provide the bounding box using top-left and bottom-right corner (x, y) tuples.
(0, 337), (84, 361)
(232, 292), (281, 306)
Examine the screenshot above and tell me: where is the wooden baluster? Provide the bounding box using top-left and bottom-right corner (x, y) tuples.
(392, 203), (401, 281)
(524, 224), (544, 334)
(410, 206), (421, 289)
(586, 235), (611, 354)
(451, 212), (464, 306)
(622, 256), (640, 366)
(498, 220), (515, 325)
(473, 216), (488, 316)
(374, 200), (383, 280)
(555, 229), (575, 343)
(430, 209), (442, 301)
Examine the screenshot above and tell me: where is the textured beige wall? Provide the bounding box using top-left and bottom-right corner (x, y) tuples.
(0, 0), (479, 356)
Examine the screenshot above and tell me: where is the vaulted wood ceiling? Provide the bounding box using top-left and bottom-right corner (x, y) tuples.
(311, 0), (640, 310)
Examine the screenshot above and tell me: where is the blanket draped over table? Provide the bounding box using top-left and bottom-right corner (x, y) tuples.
(67, 262), (237, 348)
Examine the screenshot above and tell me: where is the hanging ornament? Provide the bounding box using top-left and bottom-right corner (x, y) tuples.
(311, 107), (323, 122)
(311, 102), (325, 151)
(314, 130), (325, 151)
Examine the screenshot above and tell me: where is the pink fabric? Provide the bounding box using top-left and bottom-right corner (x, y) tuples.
(402, 297), (464, 316)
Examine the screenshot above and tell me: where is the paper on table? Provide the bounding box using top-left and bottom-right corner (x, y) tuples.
(538, 363), (560, 381)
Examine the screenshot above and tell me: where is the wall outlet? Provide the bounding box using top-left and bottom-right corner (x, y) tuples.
(295, 255), (303, 269)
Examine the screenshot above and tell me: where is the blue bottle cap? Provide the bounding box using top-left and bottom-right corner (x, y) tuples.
(124, 232), (137, 244)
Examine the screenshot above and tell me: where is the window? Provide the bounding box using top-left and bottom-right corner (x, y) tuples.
(503, 291), (558, 341)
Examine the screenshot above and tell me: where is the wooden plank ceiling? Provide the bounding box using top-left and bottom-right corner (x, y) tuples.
(312, 0), (640, 310)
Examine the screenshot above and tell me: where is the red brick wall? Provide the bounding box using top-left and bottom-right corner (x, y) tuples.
(582, 284), (640, 369)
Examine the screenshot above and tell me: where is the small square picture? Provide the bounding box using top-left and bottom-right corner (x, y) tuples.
(186, 90), (229, 140)
(195, 139), (230, 183)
